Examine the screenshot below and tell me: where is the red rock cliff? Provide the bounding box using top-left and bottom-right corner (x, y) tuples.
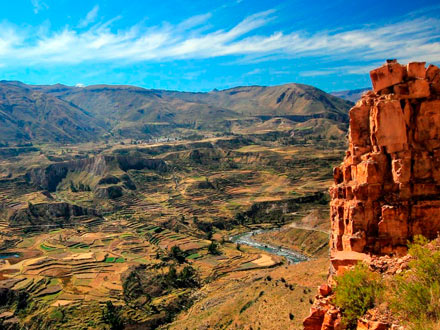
(304, 60), (440, 329)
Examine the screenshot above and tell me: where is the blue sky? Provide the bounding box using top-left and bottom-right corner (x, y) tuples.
(0, 0), (439, 92)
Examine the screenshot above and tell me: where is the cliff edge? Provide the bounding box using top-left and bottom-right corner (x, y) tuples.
(304, 60), (440, 329)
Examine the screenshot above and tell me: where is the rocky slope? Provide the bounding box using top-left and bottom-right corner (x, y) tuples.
(24, 154), (167, 194)
(304, 60), (440, 329)
(165, 83), (352, 119)
(0, 81), (105, 144)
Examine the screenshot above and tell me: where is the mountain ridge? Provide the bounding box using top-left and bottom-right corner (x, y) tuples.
(0, 80), (353, 145)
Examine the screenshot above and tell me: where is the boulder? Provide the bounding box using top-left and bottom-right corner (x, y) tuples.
(369, 61), (405, 92)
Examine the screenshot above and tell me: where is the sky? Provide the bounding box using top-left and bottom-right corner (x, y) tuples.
(0, 0), (439, 92)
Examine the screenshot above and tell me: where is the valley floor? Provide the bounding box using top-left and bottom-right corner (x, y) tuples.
(0, 133), (341, 329)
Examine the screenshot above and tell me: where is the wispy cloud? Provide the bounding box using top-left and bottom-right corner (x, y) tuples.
(0, 9), (439, 72)
(300, 70), (338, 77)
(78, 5), (100, 28)
(177, 13), (212, 30)
(31, 0), (48, 14)
(244, 68), (262, 76)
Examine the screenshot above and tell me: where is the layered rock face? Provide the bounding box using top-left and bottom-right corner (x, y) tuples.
(304, 60), (440, 329)
(331, 60), (440, 270)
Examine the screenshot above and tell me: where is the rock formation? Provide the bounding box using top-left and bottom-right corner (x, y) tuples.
(24, 155), (167, 192)
(304, 60), (440, 329)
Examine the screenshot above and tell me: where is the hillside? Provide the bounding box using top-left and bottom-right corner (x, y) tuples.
(163, 83), (352, 120)
(0, 81), (352, 144)
(0, 81), (105, 145)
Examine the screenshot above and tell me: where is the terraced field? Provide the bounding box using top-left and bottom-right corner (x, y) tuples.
(0, 134), (342, 328)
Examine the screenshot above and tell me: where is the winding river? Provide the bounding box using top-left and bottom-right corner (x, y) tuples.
(230, 229), (308, 264)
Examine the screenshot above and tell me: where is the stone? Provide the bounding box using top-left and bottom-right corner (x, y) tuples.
(402, 101), (412, 126)
(378, 205), (409, 251)
(370, 62), (405, 92)
(391, 155), (411, 184)
(426, 64), (440, 83)
(303, 307), (326, 330)
(358, 319), (390, 330)
(349, 105), (371, 147)
(407, 62), (426, 79)
(330, 251), (371, 276)
(415, 100), (440, 150)
(370, 100), (407, 153)
(321, 308), (342, 330)
(393, 80), (430, 99)
(318, 283), (332, 297)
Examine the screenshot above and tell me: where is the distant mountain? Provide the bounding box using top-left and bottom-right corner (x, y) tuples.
(0, 81), (105, 145)
(162, 84), (351, 120)
(0, 81), (353, 144)
(330, 88), (370, 103)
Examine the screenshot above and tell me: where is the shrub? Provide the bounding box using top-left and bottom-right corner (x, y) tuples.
(177, 266), (200, 288)
(388, 236), (440, 328)
(123, 265), (200, 306)
(333, 263), (383, 329)
(208, 241), (221, 255)
(169, 246), (187, 264)
(102, 301), (124, 330)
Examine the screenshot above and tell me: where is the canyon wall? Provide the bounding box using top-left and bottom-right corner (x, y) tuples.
(304, 60), (440, 329)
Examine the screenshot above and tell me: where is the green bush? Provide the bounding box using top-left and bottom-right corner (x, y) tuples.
(208, 241), (221, 255)
(389, 236), (440, 328)
(169, 246), (187, 264)
(102, 301), (124, 330)
(333, 263), (383, 329)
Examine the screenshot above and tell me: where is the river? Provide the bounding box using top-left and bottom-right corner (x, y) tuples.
(230, 228), (308, 264)
(0, 253), (20, 259)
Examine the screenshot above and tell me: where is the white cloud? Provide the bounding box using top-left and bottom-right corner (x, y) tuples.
(177, 13), (212, 30)
(299, 70), (338, 77)
(78, 5), (100, 28)
(0, 9), (439, 73)
(244, 68), (262, 76)
(31, 0), (48, 14)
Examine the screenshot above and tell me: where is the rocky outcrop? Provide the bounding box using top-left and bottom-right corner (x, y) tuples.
(8, 202), (99, 228)
(330, 60), (440, 268)
(304, 60), (440, 329)
(25, 155), (167, 192)
(94, 185), (124, 199)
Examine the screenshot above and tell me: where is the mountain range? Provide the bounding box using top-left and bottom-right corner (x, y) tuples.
(330, 87), (370, 103)
(0, 80), (354, 145)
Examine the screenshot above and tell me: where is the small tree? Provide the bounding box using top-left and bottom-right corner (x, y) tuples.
(178, 266), (200, 288)
(169, 246), (187, 264)
(70, 181), (78, 192)
(208, 241), (221, 255)
(102, 301), (124, 330)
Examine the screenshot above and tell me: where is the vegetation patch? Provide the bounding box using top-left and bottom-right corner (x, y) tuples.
(388, 236), (440, 329)
(334, 263), (383, 329)
(40, 243), (57, 251)
(186, 253), (201, 260)
(105, 257), (125, 263)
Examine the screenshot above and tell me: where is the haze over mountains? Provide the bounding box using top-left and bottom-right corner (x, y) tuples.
(330, 88), (371, 103)
(0, 80), (353, 145)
